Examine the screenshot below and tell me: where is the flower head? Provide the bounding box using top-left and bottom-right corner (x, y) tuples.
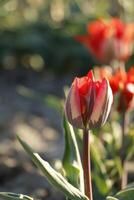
(65, 70), (113, 130)
(75, 18), (134, 63)
(109, 67), (134, 111)
(95, 66), (134, 111)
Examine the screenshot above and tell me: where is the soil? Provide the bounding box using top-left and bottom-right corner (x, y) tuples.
(0, 69), (73, 200)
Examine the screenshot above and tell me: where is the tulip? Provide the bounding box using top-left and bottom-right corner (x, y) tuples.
(108, 67), (134, 111)
(65, 70), (113, 130)
(95, 66), (134, 111)
(75, 18), (134, 64)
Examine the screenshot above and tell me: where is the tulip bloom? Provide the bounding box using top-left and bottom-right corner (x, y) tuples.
(65, 70), (113, 130)
(95, 66), (134, 111)
(109, 67), (134, 111)
(75, 18), (134, 63)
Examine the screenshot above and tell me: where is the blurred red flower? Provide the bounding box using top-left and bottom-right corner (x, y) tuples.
(76, 18), (134, 63)
(95, 66), (134, 111)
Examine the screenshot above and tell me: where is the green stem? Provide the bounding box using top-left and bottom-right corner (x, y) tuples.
(121, 111), (127, 163)
(120, 111), (128, 189)
(83, 129), (93, 200)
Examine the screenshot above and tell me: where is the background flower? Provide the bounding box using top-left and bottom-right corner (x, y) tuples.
(94, 66), (134, 111)
(76, 18), (134, 64)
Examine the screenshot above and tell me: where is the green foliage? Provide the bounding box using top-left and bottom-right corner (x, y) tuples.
(107, 197), (118, 200)
(115, 188), (134, 200)
(62, 115), (84, 192)
(17, 136), (88, 200)
(107, 187), (134, 200)
(0, 192), (34, 200)
(91, 134), (112, 195)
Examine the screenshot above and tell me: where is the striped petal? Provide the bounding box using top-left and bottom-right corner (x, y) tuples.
(65, 78), (84, 129)
(89, 78), (113, 128)
(101, 79), (113, 125)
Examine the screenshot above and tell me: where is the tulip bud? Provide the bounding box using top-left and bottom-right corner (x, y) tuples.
(65, 70), (113, 130)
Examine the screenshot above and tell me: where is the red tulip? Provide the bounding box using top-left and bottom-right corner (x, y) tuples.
(109, 68), (127, 94)
(98, 66), (134, 111)
(65, 70), (113, 130)
(75, 18), (134, 63)
(118, 83), (134, 111)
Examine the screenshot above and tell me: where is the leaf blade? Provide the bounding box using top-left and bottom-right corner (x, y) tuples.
(62, 115), (84, 192)
(17, 136), (88, 200)
(0, 192), (33, 200)
(115, 187), (134, 200)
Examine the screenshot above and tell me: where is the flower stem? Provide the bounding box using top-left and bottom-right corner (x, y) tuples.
(120, 111), (128, 189)
(83, 129), (93, 200)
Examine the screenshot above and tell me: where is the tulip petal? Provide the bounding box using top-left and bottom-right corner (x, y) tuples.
(89, 79), (112, 128)
(65, 78), (84, 129)
(101, 79), (113, 125)
(86, 81), (96, 120)
(87, 70), (94, 81)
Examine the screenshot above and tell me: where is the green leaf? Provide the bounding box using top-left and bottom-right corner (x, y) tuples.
(91, 134), (112, 194)
(62, 115), (84, 192)
(17, 136), (88, 200)
(106, 196), (118, 200)
(115, 188), (134, 200)
(107, 187), (134, 200)
(125, 131), (134, 161)
(0, 192), (33, 200)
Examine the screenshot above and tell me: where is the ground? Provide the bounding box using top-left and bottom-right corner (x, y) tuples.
(0, 69), (73, 200)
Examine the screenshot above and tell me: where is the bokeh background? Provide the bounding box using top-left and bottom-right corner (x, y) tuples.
(0, 0), (134, 200)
